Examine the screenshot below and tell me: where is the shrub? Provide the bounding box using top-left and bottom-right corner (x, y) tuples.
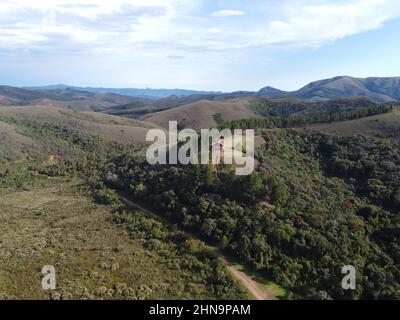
(94, 188), (121, 205)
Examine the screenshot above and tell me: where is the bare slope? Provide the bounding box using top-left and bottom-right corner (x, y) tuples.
(144, 98), (256, 130)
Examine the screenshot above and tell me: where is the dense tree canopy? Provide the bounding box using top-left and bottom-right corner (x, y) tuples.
(100, 130), (400, 299)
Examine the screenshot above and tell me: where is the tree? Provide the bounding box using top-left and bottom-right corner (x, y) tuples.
(269, 177), (288, 206)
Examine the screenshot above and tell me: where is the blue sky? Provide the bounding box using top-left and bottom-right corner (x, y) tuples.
(0, 0), (400, 91)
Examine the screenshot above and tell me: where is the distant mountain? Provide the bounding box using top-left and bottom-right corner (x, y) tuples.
(0, 85), (139, 111)
(0, 85), (56, 104)
(257, 76), (400, 102)
(3, 76), (399, 112)
(27, 85), (223, 100)
(257, 86), (287, 97)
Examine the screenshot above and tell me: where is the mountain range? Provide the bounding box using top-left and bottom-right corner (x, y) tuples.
(258, 76), (400, 103)
(23, 76), (400, 103)
(1, 76), (399, 114)
(0, 85), (140, 111)
(26, 85), (223, 100)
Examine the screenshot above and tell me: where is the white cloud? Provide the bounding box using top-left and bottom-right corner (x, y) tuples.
(0, 0), (399, 52)
(262, 0), (400, 47)
(1, 0), (400, 89)
(211, 9), (244, 17)
(0, 0), (175, 49)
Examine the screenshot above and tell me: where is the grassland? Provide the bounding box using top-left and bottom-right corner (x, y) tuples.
(0, 106), (159, 143)
(306, 106), (400, 140)
(144, 98), (256, 130)
(0, 106), (161, 161)
(0, 173), (247, 300)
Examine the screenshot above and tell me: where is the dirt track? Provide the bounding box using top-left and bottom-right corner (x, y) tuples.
(218, 255), (266, 300)
(119, 195), (269, 300)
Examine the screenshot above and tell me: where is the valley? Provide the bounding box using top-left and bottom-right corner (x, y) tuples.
(1, 79), (400, 300)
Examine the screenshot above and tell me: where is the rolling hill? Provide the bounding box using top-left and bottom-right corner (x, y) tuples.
(103, 94), (235, 118)
(0, 86), (140, 111)
(0, 106), (160, 160)
(143, 98), (257, 130)
(28, 85), (222, 100)
(141, 96), (390, 131)
(306, 105), (400, 140)
(3, 76), (398, 118)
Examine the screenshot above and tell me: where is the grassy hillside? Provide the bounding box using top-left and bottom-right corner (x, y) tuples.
(104, 95), (256, 120)
(0, 106), (159, 161)
(251, 97), (378, 117)
(221, 103), (393, 131)
(139, 96), (390, 132)
(307, 106), (400, 140)
(144, 98), (256, 129)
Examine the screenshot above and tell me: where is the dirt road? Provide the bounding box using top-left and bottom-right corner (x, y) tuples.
(218, 255), (266, 300)
(119, 195), (270, 300)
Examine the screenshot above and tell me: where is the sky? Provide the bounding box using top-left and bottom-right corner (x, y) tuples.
(0, 0), (400, 91)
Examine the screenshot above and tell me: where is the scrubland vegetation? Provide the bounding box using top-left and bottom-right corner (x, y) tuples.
(0, 165), (248, 300)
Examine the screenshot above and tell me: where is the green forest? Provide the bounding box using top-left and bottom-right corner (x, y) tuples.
(221, 103), (393, 130)
(97, 129), (400, 299)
